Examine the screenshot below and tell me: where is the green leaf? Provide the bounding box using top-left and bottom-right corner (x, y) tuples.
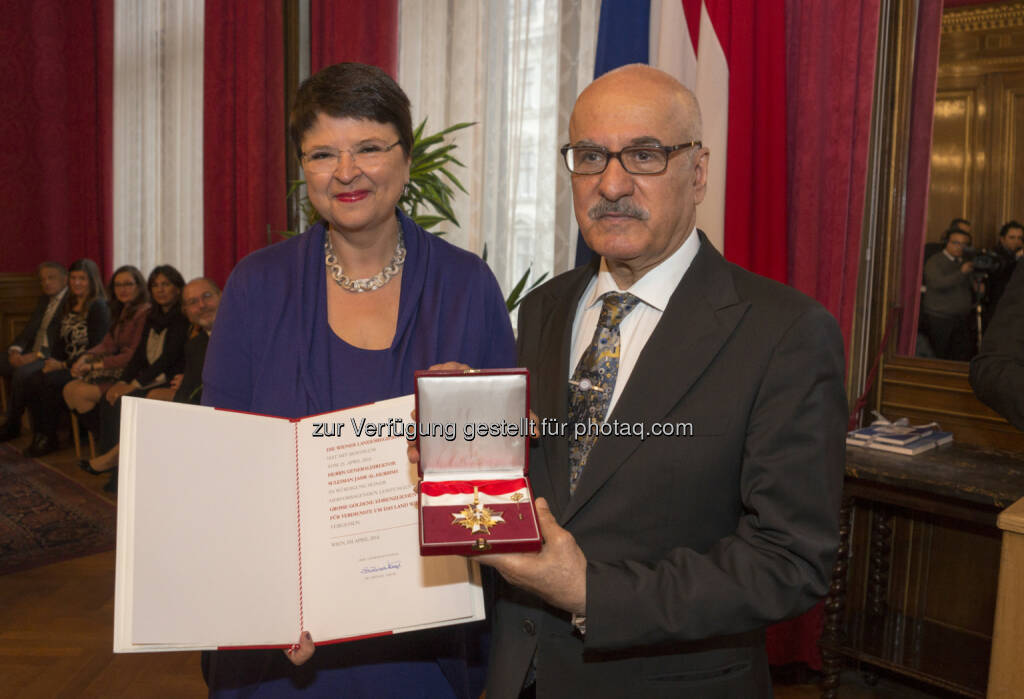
(504, 268), (549, 313)
(505, 271), (531, 311)
(437, 121), (476, 135)
(412, 214), (446, 230)
(440, 168), (468, 194)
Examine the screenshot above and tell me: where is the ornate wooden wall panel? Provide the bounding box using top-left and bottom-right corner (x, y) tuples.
(1003, 71), (1024, 225)
(0, 274), (40, 349)
(932, 3), (1024, 247)
(928, 86), (981, 239)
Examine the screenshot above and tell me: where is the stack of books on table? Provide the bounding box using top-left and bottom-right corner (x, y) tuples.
(846, 423), (954, 455)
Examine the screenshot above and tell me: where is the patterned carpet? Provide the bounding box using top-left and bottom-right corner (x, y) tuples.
(0, 444), (117, 575)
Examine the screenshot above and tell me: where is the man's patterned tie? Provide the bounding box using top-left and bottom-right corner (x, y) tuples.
(567, 291), (641, 494)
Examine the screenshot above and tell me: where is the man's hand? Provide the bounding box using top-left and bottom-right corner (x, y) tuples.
(961, 261), (975, 274)
(42, 358), (63, 373)
(477, 498), (587, 615)
(8, 351), (30, 369)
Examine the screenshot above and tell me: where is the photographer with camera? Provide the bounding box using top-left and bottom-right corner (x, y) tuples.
(923, 228), (975, 360)
(981, 220), (1023, 330)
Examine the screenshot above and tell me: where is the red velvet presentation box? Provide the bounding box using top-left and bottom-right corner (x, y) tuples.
(415, 369), (541, 556)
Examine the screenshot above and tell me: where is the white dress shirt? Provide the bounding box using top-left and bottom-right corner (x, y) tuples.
(568, 229), (700, 419)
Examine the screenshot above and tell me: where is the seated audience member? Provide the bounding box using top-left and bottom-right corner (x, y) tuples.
(983, 220), (1023, 328)
(0, 262), (67, 440)
(173, 277), (221, 404)
(82, 277), (219, 487)
(62, 265), (151, 421)
(79, 265), (188, 486)
(22, 259), (110, 457)
(971, 261), (1024, 431)
(922, 228), (975, 360)
(144, 277), (220, 404)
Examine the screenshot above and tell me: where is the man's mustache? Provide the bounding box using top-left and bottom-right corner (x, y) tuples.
(589, 199), (650, 220)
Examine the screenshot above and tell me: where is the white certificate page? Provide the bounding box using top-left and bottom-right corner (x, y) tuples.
(116, 398), (300, 650)
(297, 395), (483, 642)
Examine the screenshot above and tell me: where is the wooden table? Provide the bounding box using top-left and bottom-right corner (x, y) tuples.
(820, 443), (1024, 698)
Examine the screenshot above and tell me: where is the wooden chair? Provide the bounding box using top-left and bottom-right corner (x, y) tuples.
(70, 410), (96, 459)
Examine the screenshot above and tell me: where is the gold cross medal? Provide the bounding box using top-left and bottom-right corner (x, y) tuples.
(452, 486), (504, 543)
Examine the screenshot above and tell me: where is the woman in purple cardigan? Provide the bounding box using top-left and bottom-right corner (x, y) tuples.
(200, 63), (515, 698)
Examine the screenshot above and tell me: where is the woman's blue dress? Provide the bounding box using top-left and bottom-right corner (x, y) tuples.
(202, 211), (516, 697)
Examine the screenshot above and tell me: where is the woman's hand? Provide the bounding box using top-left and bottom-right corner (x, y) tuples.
(42, 358), (63, 374)
(284, 631), (315, 666)
(427, 361), (471, 372)
(70, 356), (90, 377)
(106, 381), (131, 405)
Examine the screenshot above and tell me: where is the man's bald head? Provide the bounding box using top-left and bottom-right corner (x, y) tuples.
(566, 64), (710, 287)
(571, 64), (703, 144)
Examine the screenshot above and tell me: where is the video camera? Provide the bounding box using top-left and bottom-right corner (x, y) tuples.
(963, 246), (1007, 275)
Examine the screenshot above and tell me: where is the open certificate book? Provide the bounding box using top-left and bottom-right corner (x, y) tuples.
(114, 395), (484, 652)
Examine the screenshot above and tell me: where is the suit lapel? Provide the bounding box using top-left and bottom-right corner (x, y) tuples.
(529, 263), (596, 518)
(560, 235), (750, 524)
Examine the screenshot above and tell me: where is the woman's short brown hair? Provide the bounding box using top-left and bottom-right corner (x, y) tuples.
(289, 62), (413, 158)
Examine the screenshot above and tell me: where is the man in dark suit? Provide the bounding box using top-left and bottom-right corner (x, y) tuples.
(981, 220), (1023, 330)
(971, 261), (1024, 431)
(173, 277), (220, 404)
(482, 65), (847, 698)
(1, 262), (67, 440)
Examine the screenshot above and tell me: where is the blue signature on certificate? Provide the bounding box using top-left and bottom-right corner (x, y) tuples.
(360, 560), (401, 575)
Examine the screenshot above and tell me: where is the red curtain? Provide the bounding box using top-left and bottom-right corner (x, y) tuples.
(310, 0), (399, 76)
(764, 0), (881, 671)
(203, 0), (288, 288)
(704, 0), (789, 284)
(0, 0), (113, 275)
(786, 0), (881, 359)
(896, 2), (944, 355)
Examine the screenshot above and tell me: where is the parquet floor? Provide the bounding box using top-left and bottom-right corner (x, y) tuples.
(0, 434), (937, 698)
(0, 434), (207, 698)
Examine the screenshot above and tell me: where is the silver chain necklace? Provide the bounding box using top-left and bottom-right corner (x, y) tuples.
(323, 229), (406, 293)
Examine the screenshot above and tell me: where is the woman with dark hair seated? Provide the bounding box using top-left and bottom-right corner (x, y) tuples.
(201, 62), (515, 698)
(22, 258), (110, 457)
(79, 264), (189, 484)
(63, 265), (151, 420)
